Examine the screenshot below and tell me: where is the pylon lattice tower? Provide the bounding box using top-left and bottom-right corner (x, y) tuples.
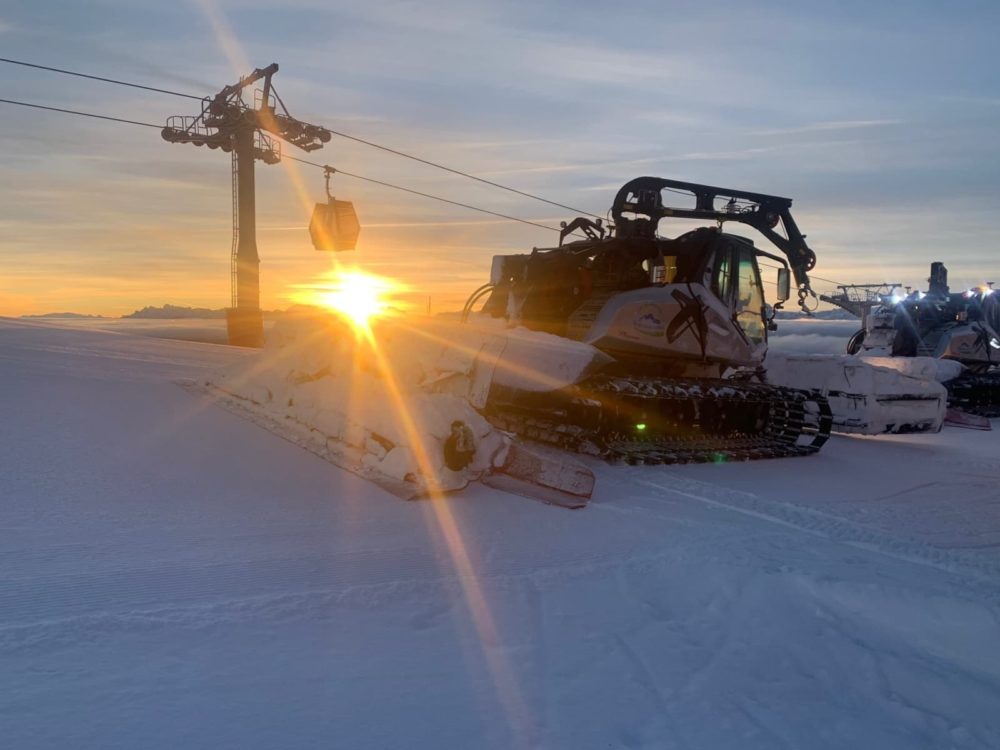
(162, 63), (330, 346)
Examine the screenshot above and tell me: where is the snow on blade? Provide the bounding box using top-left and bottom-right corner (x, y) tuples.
(200, 308), (601, 504)
(765, 352), (947, 434)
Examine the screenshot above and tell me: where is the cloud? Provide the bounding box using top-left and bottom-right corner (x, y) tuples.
(753, 120), (903, 137)
(769, 319), (861, 356)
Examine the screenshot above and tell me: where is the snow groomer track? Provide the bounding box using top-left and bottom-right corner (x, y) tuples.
(487, 376), (833, 464)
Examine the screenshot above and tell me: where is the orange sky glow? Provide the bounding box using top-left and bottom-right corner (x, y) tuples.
(2, 2), (998, 317)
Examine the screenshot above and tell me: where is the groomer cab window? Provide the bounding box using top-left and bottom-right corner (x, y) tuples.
(712, 238), (766, 345)
(713, 246), (734, 301)
(735, 246), (766, 344)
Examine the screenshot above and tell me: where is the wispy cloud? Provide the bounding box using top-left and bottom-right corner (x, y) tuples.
(478, 146), (783, 178)
(753, 120), (903, 137)
(479, 156), (664, 178)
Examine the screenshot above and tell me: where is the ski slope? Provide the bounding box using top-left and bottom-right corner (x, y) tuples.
(2, 317), (1000, 749)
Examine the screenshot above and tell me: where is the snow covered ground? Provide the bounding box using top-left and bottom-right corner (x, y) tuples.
(2, 317), (1000, 749)
(18, 316), (256, 345)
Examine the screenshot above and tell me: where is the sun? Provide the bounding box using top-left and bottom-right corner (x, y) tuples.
(291, 269), (406, 329)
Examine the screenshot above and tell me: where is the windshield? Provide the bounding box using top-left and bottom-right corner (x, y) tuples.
(735, 247), (766, 344)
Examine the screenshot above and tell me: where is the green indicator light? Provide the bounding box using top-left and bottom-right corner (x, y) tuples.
(635, 423), (647, 431)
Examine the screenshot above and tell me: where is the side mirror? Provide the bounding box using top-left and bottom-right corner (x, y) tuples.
(763, 303), (778, 331)
(776, 267), (791, 302)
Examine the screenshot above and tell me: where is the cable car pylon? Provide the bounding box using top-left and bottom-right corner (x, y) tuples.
(161, 62), (331, 346)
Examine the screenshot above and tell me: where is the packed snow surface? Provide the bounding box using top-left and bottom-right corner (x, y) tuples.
(3, 317), (1000, 749)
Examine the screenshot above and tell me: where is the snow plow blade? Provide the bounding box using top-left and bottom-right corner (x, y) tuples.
(765, 354), (946, 435)
(484, 442), (593, 508)
(944, 408), (992, 430)
(199, 310), (606, 506)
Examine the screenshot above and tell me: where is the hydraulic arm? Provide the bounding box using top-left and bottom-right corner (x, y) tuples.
(610, 176), (818, 310)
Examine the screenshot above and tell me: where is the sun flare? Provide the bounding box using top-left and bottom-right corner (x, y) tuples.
(291, 269), (407, 329)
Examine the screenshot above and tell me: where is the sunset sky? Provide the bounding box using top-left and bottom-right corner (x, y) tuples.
(1, 0), (998, 316)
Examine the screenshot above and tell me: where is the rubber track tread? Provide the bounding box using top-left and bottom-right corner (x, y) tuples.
(946, 372), (1000, 418)
(487, 376), (833, 465)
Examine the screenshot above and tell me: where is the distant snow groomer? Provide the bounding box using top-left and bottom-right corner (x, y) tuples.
(851, 262), (1000, 418)
(464, 177), (834, 465)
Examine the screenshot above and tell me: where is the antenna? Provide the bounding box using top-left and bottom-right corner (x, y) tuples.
(161, 63), (331, 346)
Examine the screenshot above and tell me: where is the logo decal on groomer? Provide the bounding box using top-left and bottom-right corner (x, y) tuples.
(634, 304), (666, 336)
(666, 288), (709, 360)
